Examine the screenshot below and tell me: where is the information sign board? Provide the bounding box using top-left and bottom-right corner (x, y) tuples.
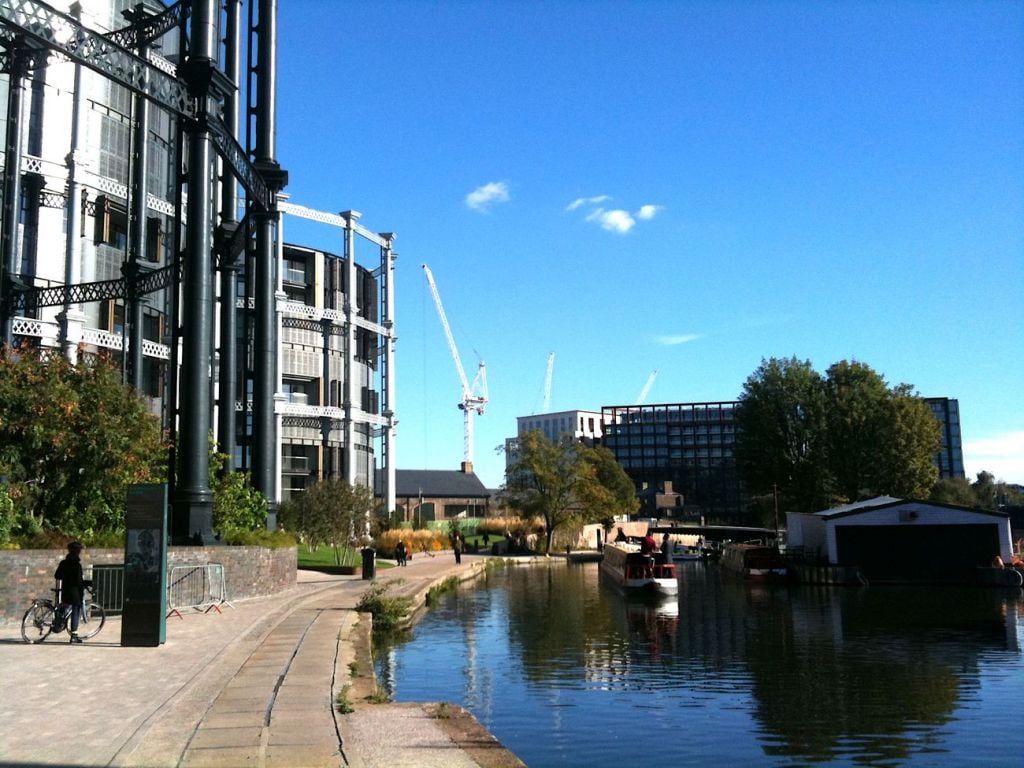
(121, 483), (168, 646)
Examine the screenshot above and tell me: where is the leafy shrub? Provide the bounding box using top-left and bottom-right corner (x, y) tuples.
(0, 349), (166, 535)
(208, 438), (267, 533)
(426, 575), (459, 606)
(355, 582), (413, 632)
(373, 528), (449, 556)
(477, 516), (541, 537)
(336, 686), (354, 714)
(0, 486), (15, 546)
(220, 528), (295, 548)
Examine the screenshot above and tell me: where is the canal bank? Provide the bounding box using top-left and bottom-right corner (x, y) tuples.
(0, 553), (527, 767)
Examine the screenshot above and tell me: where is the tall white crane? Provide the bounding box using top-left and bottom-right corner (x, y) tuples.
(422, 264), (489, 465)
(542, 351), (555, 413)
(637, 369), (658, 404)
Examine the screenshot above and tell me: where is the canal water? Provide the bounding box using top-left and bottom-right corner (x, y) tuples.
(374, 560), (1024, 767)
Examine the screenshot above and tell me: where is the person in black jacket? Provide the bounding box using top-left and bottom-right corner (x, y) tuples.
(55, 541), (90, 643)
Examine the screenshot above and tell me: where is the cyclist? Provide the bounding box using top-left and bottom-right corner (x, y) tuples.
(54, 540), (91, 643)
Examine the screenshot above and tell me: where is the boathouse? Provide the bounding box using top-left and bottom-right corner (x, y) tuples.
(787, 496), (1013, 584)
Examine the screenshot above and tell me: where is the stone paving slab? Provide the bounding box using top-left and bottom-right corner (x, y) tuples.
(0, 554), (526, 768)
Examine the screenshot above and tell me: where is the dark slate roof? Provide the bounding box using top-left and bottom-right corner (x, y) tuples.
(374, 469), (490, 499)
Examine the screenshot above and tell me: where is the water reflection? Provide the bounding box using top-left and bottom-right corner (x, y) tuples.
(375, 562), (1024, 766)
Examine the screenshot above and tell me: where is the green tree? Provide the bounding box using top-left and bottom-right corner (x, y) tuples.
(734, 357), (829, 513)
(931, 471), (1024, 512)
(577, 444), (639, 520)
(929, 477), (976, 507)
(0, 348), (166, 534)
(970, 471), (997, 510)
(824, 362), (939, 501)
(874, 384), (940, 498)
(505, 430), (626, 553)
(278, 479), (374, 565)
(736, 357), (942, 512)
(822, 360), (891, 501)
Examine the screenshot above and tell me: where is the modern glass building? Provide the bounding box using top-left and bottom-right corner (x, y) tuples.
(601, 402), (745, 524)
(924, 397), (966, 480)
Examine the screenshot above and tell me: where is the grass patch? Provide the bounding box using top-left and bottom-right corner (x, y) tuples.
(485, 557), (512, 575)
(335, 686), (354, 714)
(426, 575), (460, 606)
(348, 661), (359, 677)
(298, 543), (361, 568)
(365, 685), (391, 705)
(430, 702), (452, 719)
(355, 581), (414, 632)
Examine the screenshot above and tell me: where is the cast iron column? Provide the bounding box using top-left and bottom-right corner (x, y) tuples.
(216, 0), (242, 472)
(341, 210), (360, 485)
(59, 3), (88, 363)
(173, 0), (220, 543)
(252, 0), (287, 514)
(0, 47), (26, 345)
(381, 233), (397, 516)
(125, 5), (150, 389)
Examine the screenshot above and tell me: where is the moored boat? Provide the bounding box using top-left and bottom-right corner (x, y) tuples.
(720, 542), (787, 581)
(672, 546), (704, 562)
(599, 541), (678, 595)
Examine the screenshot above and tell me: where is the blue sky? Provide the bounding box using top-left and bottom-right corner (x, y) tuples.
(275, 1), (1023, 489)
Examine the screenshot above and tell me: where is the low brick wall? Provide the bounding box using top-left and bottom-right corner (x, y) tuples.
(0, 545), (297, 624)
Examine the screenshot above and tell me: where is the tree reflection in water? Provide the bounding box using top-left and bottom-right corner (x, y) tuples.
(375, 561), (1024, 766)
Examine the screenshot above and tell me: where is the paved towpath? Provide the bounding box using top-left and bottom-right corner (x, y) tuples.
(0, 552), (526, 768)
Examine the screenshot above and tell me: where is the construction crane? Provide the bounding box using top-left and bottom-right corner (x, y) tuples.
(422, 264), (489, 465)
(637, 369), (658, 404)
(542, 351), (555, 413)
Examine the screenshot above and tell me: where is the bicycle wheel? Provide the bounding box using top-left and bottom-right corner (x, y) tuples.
(75, 601), (106, 640)
(21, 601), (56, 644)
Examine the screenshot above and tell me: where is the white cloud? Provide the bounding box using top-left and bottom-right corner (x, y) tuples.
(565, 194), (610, 212)
(585, 208), (635, 234)
(655, 333), (702, 346)
(963, 430), (1024, 484)
(465, 181), (510, 212)
(567, 195), (662, 233)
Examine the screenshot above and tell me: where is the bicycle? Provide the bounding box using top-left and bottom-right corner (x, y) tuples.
(21, 584), (106, 644)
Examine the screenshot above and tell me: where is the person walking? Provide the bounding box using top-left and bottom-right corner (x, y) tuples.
(395, 539), (408, 567)
(55, 541), (90, 643)
(453, 532), (463, 564)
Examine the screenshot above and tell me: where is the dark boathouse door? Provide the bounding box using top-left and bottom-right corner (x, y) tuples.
(835, 524), (1000, 583)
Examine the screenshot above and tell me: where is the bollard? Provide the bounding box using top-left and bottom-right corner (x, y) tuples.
(361, 547), (375, 579)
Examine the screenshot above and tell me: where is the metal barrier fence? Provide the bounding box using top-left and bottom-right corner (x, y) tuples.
(167, 564), (234, 619)
(76, 563), (233, 619)
(90, 565), (125, 615)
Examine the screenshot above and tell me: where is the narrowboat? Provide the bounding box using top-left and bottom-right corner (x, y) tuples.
(720, 542), (788, 581)
(599, 541), (678, 595)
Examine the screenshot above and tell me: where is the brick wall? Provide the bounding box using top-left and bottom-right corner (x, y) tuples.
(0, 546), (297, 624)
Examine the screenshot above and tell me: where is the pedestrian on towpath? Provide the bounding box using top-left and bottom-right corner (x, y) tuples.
(55, 541), (90, 643)
(395, 539), (407, 567)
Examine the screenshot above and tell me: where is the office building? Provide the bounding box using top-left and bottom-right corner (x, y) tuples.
(924, 397), (966, 480)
